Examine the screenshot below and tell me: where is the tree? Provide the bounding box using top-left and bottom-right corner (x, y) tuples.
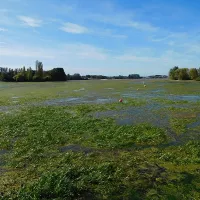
(169, 66), (179, 80)
(70, 73), (82, 80)
(177, 68), (189, 80)
(0, 73), (6, 81)
(189, 68), (198, 80)
(22, 66), (26, 76)
(0, 61), (68, 82)
(26, 67), (33, 81)
(197, 68), (200, 76)
(128, 74), (141, 79)
(13, 73), (25, 82)
(66, 74), (71, 80)
(50, 68), (66, 81)
(35, 60), (43, 80)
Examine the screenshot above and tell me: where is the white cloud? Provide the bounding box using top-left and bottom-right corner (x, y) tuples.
(72, 44), (107, 60)
(59, 22), (126, 38)
(60, 22), (88, 34)
(151, 32), (188, 42)
(82, 12), (157, 32)
(18, 16), (42, 27)
(116, 48), (197, 69)
(0, 28), (8, 32)
(0, 43), (107, 60)
(95, 28), (127, 39)
(116, 54), (160, 62)
(0, 42), (110, 74)
(168, 41), (175, 46)
(151, 35), (171, 42)
(0, 45), (55, 58)
(127, 21), (158, 32)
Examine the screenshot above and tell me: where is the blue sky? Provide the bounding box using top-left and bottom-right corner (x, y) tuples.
(0, 0), (200, 76)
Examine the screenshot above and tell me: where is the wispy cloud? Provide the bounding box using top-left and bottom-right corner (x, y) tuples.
(18, 16), (42, 27)
(86, 12), (157, 32)
(116, 54), (159, 62)
(168, 41), (175, 46)
(151, 32), (188, 42)
(0, 27), (8, 32)
(0, 42), (6, 47)
(0, 43), (107, 60)
(0, 45), (54, 58)
(127, 21), (158, 32)
(116, 47), (198, 68)
(59, 22), (126, 38)
(95, 28), (127, 39)
(0, 42), (110, 74)
(70, 43), (107, 60)
(60, 22), (88, 34)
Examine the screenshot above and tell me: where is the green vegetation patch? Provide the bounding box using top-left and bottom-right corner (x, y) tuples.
(0, 80), (200, 199)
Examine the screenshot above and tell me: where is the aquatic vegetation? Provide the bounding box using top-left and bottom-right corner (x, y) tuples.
(0, 79), (200, 199)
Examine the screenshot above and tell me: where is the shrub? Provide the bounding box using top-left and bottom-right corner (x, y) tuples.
(43, 76), (52, 82)
(196, 77), (200, 81)
(32, 75), (43, 82)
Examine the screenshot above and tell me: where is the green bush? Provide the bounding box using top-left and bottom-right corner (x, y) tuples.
(196, 77), (200, 81)
(13, 73), (26, 82)
(32, 75), (43, 82)
(43, 75), (52, 81)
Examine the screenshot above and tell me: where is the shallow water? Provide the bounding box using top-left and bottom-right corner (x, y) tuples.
(122, 92), (200, 102)
(59, 144), (93, 154)
(0, 149), (8, 155)
(42, 96), (115, 105)
(0, 149), (8, 167)
(74, 88), (85, 92)
(187, 114), (200, 129)
(92, 103), (170, 128)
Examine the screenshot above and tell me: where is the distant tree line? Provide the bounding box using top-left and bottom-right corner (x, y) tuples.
(169, 66), (200, 81)
(147, 75), (168, 79)
(0, 60), (66, 82)
(66, 74), (143, 80)
(82, 74), (142, 80)
(0, 60), (153, 82)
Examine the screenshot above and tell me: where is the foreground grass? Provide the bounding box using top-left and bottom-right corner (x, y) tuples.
(0, 80), (200, 199)
(0, 103), (200, 199)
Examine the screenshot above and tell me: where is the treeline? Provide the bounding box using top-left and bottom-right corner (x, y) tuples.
(0, 60), (66, 82)
(169, 66), (200, 81)
(0, 60), (144, 82)
(71, 74), (142, 80)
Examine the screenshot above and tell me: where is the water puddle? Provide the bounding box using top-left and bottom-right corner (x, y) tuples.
(187, 114), (200, 129)
(151, 89), (165, 93)
(0, 149), (8, 167)
(168, 95), (200, 102)
(42, 97), (115, 106)
(59, 144), (93, 154)
(0, 96), (116, 113)
(43, 97), (81, 105)
(74, 88), (85, 92)
(0, 105), (20, 113)
(122, 92), (200, 102)
(187, 121), (200, 129)
(0, 168), (8, 174)
(92, 102), (200, 146)
(0, 149), (8, 156)
(93, 104), (169, 128)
